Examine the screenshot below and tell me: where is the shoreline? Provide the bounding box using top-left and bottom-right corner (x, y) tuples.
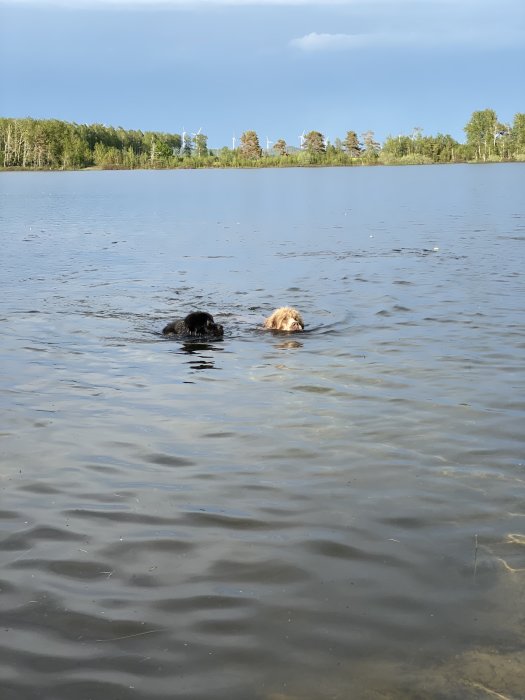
(1, 159), (522, 173)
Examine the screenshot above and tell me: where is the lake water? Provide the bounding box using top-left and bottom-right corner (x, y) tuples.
(1, 165), (524, 700)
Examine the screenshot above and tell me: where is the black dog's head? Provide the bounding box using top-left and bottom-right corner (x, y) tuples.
(162, 311), (224, 337)
(184, 311), (224, 337)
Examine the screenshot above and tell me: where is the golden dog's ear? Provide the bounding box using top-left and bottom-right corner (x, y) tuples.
(263, 311), (277, 329)
(264, 308), (284, 329)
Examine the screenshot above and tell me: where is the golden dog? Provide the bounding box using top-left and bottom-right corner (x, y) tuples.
(263, 307), (304, 332)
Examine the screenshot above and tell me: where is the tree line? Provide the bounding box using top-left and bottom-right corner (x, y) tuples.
(1, 109), (524, 170)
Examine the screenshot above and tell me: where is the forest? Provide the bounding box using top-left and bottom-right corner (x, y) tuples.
(1, 110), (524, 171)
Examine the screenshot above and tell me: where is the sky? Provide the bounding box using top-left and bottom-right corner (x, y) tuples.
(1, 0), (524, 149)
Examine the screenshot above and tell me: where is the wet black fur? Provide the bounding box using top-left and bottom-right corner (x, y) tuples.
(162, 311), (224, 338)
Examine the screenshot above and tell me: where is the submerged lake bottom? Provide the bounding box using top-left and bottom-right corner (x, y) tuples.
(1, 165), (524, 699)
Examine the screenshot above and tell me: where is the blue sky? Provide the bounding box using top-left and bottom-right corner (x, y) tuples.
(1, 0), (524, 149)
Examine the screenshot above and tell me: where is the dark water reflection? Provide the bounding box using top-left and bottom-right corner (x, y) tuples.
(1, 166), (524, 699)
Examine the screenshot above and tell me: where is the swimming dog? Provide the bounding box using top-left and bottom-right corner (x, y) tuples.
(162, 311), (224, 338)
(263, 307), (304, 332)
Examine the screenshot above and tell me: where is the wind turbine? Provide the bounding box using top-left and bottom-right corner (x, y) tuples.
(180, 126), (187, 154)
(266, 136), (273, 152)
(299, 130), (306, 149)
(232, 133), (237, 150)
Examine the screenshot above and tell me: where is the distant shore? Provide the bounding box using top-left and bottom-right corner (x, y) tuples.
(1, 159), (522, 173)
(2, 111), (524, 171)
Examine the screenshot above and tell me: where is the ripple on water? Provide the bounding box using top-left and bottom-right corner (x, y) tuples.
(1, 165), (524, 700)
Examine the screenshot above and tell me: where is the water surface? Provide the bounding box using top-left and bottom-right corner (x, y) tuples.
(1, 165), (524, 699)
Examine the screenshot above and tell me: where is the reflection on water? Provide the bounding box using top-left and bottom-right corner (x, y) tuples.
(178, 340), (224, 372)
(274, 339), (303, 350)
(0, 165), (524, 700)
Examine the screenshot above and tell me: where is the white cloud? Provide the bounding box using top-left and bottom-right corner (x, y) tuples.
(290, 25), (525, 51)
(290, 32), (375, 51)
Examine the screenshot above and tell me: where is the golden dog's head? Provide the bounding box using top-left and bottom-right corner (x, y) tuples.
(264, 307), (304, 332)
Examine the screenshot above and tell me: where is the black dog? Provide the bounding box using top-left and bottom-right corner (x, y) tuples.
(162, 311), (224, 338)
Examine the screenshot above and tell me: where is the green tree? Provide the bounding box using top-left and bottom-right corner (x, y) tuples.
(194, 133), (208, 157)
(411, 126), (424, 154)
(93, 143), (122, 168)
(123, 145), (138, 169)
(304, 131), (326, 154)
(217, 146), (235, 165)
(240, 130), (261, 159)
(63, 133), (91, 168)
(382, 134), (410, 160)
(343, 130), (361, 157)
(153, 139), (173, 165)
(464, 109), (499, 161)
(274, 138), (288, 156)
(361, 130), (380, 161)
(511, 113), (525, 158)
(424, 133), (459, 163)
(494, 123), (512, 160)
(181, 133), (193, 157)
